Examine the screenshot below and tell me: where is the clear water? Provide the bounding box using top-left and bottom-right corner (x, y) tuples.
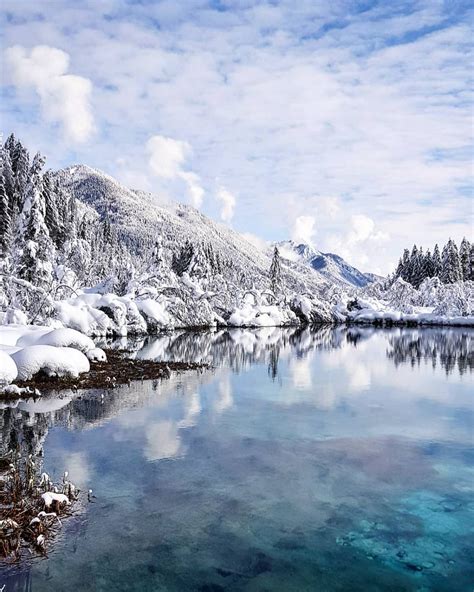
(1, 326), (473, 592)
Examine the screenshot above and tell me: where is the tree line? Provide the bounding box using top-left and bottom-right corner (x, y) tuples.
(394, 238), (473, 288)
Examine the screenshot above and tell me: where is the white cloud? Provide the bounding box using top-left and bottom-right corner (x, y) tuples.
(1, 3), (472, 271)
(292, 215), (316, 246)
(146, 135), (204, 208)
(348, 214), (375, 244)
(240, 232), (268, 252)
(146, 135), (190, 178)
(216, 186), (236, 223)
(5, 45), (94, 143)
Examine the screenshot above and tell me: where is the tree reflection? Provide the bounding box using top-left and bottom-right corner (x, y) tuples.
(385, 329), (473, 375)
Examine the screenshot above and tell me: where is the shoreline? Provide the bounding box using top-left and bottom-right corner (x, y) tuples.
(0, 348), (210, 400)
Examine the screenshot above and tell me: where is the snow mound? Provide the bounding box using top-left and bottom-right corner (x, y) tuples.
(34, 328), (95, 353)
(86, 347), (107, 362)
(42, 492), (70, 509)
(11, 345), (90, 381)
(0, 351), (17, 385)
(228, 303), (297, 327)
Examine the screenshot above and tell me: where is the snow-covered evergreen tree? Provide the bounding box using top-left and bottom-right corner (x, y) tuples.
(0, 161), (12, 258)
(459, 237), (472, 281)
(441, 239), (462, 284)
(15, 153), (54, 289)
(270, 246), (282, 295)
(432, 244), (442, 277)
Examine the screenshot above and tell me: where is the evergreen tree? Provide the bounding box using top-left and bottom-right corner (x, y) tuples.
(42, 170), (62, 246)
(270, 246), (282, 294)
(4, 133), (16, 160)
(411, 246), (425, 288)
(406, 245), (419, 286)
(469, 244), (474, 281)
(422, 249), (434, 280)
(13, 144), (30, 211)
(459, 237), (471, 281)
(400, 248), (410, 281)
(15, 153), (54, 288)
(172, 240), (194, 276)
(432, 244), (442, 277)
(0, 168), (12, 257)
(395, 257), (404, 279)
(441, 239), (462, 284)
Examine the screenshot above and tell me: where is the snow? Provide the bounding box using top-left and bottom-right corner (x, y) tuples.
(36, 328), (95, 352)
(228, 303), (297, 327)
(0, 351), (17, 385)
(41, 492), (70, 509)
(86, 347), (107, 362)
(11, 345), (90, 381)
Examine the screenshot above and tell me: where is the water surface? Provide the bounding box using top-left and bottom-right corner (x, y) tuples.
(1, 326), (473, 591)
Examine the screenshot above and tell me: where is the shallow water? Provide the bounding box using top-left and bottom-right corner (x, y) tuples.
(1, 326), (473, 591)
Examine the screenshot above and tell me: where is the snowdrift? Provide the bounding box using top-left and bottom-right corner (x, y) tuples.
(0, 326), (98, 386)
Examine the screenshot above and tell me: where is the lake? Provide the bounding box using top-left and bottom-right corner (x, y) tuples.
(1, 326), (473, 592)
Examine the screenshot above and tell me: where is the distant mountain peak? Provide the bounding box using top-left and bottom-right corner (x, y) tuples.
(275, 240), (376, 288)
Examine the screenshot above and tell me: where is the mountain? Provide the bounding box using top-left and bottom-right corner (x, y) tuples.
(55, 164), (330, 299)
(276, 240), (376, 288)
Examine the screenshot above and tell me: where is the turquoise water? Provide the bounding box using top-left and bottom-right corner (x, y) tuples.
(1, 326), (473, 591)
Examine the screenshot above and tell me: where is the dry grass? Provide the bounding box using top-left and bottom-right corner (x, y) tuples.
(0, 449), (79, 562)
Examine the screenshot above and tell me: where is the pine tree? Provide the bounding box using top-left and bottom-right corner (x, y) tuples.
(395, 257), (404, 279)
(459, 237), (471, 281)
(432, 244), (442, 277)
(43, 170), (62, 246)
(270, 246), (282, 294)
(13, 144), (30, 212)
(411, 246), (425, 288)
(172, 240), (194, 276)
(4, 133), (16, 160)
(441, 239), (462, 284)
(0, 169), (12, 257)
(422, 249), (434, 280)
(406, 245), (419, 286)
(469, 244), (474, 281)
(15, 153), (54, 288)
(400, 248), (410, 281)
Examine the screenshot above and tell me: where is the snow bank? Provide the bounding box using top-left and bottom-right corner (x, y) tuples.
(228, 303), (297, 327)
(86, 347), (107, 362)
(42, 492), (70, 509)
(34, 328), (95, 352)
(0, 351), (17, 385)
(11, 345), (90, 381)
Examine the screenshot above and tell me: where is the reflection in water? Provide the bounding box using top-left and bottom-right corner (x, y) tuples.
(1, 326), (473, 591)
(386, 328), (474, 374)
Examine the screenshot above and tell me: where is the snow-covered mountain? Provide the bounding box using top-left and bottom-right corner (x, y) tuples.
(276, 240), (376, 288)
(55, 164), (330, 299)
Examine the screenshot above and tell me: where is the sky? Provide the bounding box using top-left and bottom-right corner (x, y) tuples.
(1, 0), (473, 274)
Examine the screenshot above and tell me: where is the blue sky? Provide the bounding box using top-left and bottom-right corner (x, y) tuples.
(1, 0), (472, 273)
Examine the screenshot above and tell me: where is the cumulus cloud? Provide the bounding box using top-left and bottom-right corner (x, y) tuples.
(240, 232), (268, 252)
(5, 45), (94, 143)
(348, 214), (375, 244)
(146, 135), (204, 208)
(146, 135), (191, 178)
(216, 186), (236, 223)
(292, 215), (316, 246)
(1, 2), (471, 271)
